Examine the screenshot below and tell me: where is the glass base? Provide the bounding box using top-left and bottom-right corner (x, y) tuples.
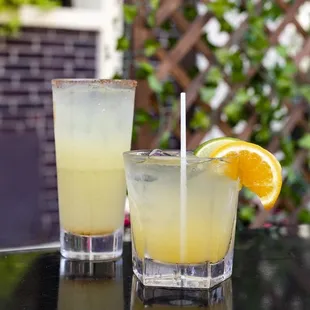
(60, 228), (123, 261)
(132, 248), (234, 289)
(131, 275), (233, 308)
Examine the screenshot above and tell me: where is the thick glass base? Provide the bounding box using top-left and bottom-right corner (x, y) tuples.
(132, 245), (234, 289)
(131, 275), (232, 308)
(60, 227), (123, 261)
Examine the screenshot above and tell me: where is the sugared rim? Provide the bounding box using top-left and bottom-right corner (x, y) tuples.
(51, 79), (137, 89)
(123, 149), (233, 164)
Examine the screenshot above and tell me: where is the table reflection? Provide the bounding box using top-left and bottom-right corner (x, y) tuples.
(131, 276), (232, 309)
(58, 258), (123, 310)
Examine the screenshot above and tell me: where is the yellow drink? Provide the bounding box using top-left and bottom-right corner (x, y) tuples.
(52, 79), (136, 260)
(56, 144), (127, 235)
(124, 151), (239, 288)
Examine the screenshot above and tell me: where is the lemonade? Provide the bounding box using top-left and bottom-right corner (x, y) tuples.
(57, 147), (127, 235)
(52, 79), (137, 260)
(124, 151), (239, 288)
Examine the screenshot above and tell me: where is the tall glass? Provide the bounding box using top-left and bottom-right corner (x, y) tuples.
(52, 79), (137, 260)
(124, 151), (239, 289)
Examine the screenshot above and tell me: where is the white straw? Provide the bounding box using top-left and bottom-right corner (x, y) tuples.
(180, 92), (187, 262)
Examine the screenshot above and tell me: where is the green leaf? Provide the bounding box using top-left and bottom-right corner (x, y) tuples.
(112, 73), (122, 79)
(168, 37), (178, 49)
(147, 75), (163, 93)
(183, 4), (198, 22)
(299, 85), (310, 102)
(280, 137), (294, 166)
(132, 124), (138, 143)
(116, 36), (130, 51)
(215, 48), (230, 64)
(124, 4), (138, 24)
(159, 131), (171, 149)
(242, 188), (256, 200)
(298, 209), (310, 224)
(231, 71), (246, 83)
(150, 0), (160, 9)
(275, 45), (288, 58)
(135, 109), (151, 125)
(234, 88), (250, 104)
(255, 128), (271, 144)
(239, 207), (255, 222)
(298, 134), (310, 150)
(162, 81), (175, 97)
(199, 87), (216, 103)
(136, 61), (154, 79)
(144, 39), (160, 57)
(282, 61), (297, 76)
(206, 67), (222, 84)
(147, 11), (156, 28)
(189, 109), (210, 130)
(286, 167), (298, 184)
(224, 102), (243, 123)
(207, 0), (234, 16)
(217, 16), (233, 33)
(161, 20), (172, 31)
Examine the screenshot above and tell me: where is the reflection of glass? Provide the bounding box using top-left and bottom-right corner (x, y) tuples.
(52, 79), (137, 261)
(58, 258), (123, 310)
(131, 276), (233, 310)
(124, 151), (239, 289)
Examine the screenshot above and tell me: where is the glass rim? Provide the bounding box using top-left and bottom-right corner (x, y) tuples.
(123, 150), (236, 164)
(51, 79), (137, 89)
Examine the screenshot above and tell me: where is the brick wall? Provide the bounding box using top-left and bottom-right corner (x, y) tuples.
(0, 27), (97, 245)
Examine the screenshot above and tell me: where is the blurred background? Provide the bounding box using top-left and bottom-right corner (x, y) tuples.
(0, 0), (309, 248)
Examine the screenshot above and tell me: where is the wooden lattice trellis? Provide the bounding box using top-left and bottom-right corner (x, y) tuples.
(127, 0), (310, 226)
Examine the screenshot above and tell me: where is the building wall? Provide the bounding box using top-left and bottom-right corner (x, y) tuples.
(0, 27), (97, 245)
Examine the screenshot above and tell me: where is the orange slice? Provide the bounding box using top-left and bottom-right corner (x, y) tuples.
(209, 141), (282, 210)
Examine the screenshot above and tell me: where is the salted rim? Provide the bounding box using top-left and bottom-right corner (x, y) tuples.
(123, 150), (234, 164)
(51, 79), (137, 89)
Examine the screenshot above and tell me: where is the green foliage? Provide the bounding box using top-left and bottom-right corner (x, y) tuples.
(123, 4), (138, 24)
(199, 86), (216, 104)
(239, 206), (256, 223)
(190, 108), (210, 130)
(0, 0), (60, 35)
(117, 0), (310, 226)
(116, 36), (130, 51)
(147, 74), (163, 93)
(144, 39), (160, 57)
(298, 209), (310, 224)
(298, 134), (310, 150)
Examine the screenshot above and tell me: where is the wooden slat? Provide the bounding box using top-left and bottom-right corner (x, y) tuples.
(274, 0), (308, 38)
(269, 0), (305, 45)
(156, 13), (212, 80)
(155, 0), (183, 27)
(171, 11), (216, 62)
(295, 37), (310, 66)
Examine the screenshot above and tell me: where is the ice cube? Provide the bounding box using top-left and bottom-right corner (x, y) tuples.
(148, 149), (172, 157)
(132, 173), (157, 182)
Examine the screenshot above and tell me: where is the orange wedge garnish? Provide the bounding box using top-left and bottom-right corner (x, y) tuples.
(210, 141), (282, 210)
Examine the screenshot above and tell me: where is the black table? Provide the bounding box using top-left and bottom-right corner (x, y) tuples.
(0, 227), (310, 310)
